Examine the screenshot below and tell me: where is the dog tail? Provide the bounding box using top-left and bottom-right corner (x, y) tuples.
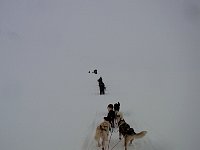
(134, 131), (147, 139)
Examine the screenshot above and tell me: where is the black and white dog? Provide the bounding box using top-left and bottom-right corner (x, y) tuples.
(116, 112), (147, 150)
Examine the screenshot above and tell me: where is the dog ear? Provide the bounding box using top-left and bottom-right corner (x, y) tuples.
(118, 102), (120, 106)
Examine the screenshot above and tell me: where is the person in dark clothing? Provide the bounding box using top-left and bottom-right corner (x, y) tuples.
(97, 77), (106, 95)
(106, 104), (115, 128)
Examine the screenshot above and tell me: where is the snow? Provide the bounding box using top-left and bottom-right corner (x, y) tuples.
(0, 0), (200, 150)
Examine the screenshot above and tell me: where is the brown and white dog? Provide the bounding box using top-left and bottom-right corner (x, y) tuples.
(117, 112), (147, 150)
(94, 117), (111, 150)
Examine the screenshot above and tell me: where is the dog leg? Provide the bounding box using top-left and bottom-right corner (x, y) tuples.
(101, 136), (107, 150)
(119, 132), (122, 140)
(129, 139), (136, 150)
(129, 139), (133, 145)
(96, 137), (101, 147)
(124, 136), (128, 150)
(124, 142), (128, 150)
(97, 141), (101, 147)
(102, 140), (108, 150)
(102, 140), (104, 149)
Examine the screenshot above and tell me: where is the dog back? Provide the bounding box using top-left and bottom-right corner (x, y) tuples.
(119, 120), (130, 136)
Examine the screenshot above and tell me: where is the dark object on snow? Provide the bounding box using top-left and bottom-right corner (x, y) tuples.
(97, 77), (106, 95)
(89, 69), (97, 74)
(114, 102), (120, 112)
(93, 69), (97, 74)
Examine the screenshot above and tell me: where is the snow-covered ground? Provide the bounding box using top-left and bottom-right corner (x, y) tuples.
(0, 1), (200, 150)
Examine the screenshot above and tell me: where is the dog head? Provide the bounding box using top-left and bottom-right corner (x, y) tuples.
(100, 122), (109, 131)
(114, 102), (120, 111)
(116, 112), (124, 124)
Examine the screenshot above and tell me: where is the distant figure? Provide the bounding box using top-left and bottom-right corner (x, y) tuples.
(89, 69), (98, 74)
(106, 104), (115, 128)
(93, 69), (97, 74)
(97, 77), (106, 95)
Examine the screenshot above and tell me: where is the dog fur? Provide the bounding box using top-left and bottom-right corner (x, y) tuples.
(122, 130), (147, 150)
(117, 113), (147, 150)
(94, 120), (110, 150)
(115, 111), (123, 126)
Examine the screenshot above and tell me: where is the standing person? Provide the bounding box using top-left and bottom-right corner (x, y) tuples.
(106, 104), (115, 128)
(97, 77), (106, 95)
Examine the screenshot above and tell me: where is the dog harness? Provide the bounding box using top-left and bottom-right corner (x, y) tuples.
(118, 120), (136, 136)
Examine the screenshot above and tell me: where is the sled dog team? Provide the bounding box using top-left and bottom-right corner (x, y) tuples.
(94, 102), (147, 150)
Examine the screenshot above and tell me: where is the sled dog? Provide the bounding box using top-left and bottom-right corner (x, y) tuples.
(114, 102), (120, 126)
(117, 113), (147, 150)
(94, 118), (110, 150)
